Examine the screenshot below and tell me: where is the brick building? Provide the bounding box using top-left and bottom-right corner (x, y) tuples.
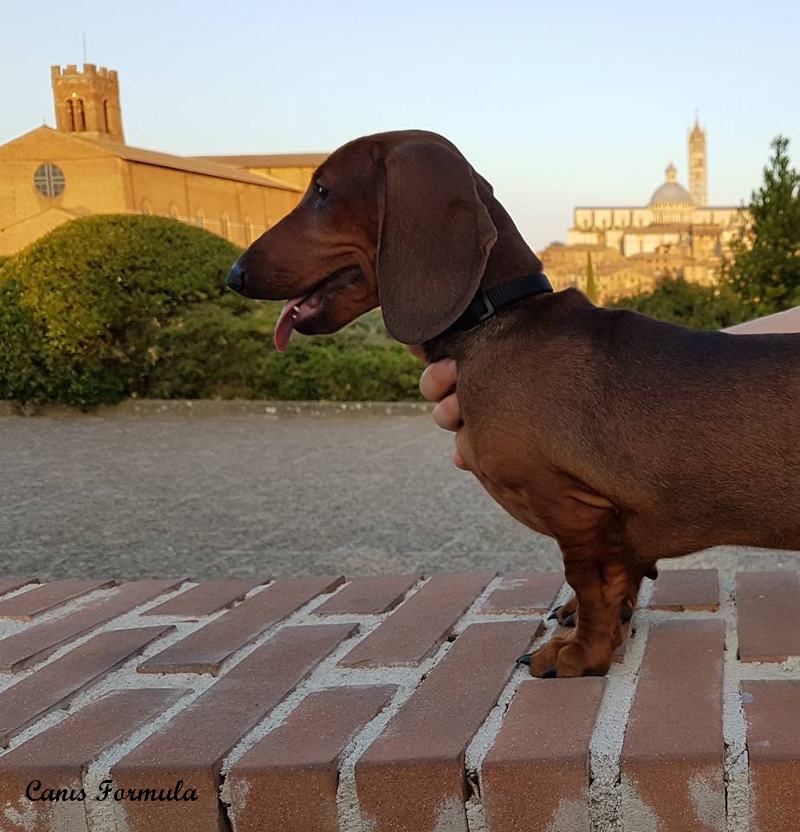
(0, 65), (328, 256)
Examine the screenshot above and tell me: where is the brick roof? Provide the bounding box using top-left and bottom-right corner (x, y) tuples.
(76, 133), (304, 192)
(0, 568), (797, 830)
(191, 152), (328, 169)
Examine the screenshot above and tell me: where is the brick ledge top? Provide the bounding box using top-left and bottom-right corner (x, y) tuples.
(0, 568), (796, 832)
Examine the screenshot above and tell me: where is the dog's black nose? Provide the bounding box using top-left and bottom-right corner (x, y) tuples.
(226, 261), (247, 294)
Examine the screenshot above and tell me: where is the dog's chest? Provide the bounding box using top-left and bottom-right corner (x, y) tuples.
(456, 426), (553, 537)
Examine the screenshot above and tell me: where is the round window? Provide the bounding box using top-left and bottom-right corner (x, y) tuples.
(33, 163), (66, 198)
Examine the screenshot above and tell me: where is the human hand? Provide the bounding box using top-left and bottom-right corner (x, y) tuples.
(418, 358), (467, 469)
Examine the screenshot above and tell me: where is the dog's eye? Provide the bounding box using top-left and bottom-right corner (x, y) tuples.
(315, 183), (329, 200)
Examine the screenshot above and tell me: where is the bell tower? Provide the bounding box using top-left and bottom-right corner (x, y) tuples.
(688, 117), (707, 207)
(51, 63), (125, 144)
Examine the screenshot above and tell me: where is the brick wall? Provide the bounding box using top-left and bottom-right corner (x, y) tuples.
(0, 569), (797, 831)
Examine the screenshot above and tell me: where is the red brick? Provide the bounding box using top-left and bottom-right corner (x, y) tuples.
(649, 569), (720, 611)
(481, 572), (563, 614)
(0, 688), (186, 832)
(0, 578), (116, 620)
(143, 578), (265, 617)
(138, 576), (343, 675)
(621, 620), (725, 831)
(0, 578), (38, 596)
(113, 623), (356, 832)
(742, 680), (800, 831)
(613, 621), (632, 663)
(0, 625), (172, 747)
(314, 574), (421, 615)
(356, 620), (536, 832)
(228, 686), (396, 832)
(339, 572), (494, 667)
(482, 677), (606, 832)
(0, 579), (184, 672)
(737, 571), (800, 662)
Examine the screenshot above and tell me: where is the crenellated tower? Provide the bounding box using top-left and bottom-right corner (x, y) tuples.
(51, 63), (125, 144)
(688, 117), (707, 207)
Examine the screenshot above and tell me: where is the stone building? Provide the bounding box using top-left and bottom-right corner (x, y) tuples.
(542, 120), (745, 302)
(0, 65), (328, 257)
(191, 153), (328, 189)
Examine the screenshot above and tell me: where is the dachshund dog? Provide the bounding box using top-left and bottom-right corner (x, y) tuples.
(227, 130), (800, 678)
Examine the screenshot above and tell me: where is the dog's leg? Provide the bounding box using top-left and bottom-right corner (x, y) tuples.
(549, 561), (655, 630)
(524, 543), (632, 678)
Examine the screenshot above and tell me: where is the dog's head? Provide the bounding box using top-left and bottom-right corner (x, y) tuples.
(227, 130), (498, 349)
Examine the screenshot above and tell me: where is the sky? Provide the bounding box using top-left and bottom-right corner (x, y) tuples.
(3, 0), (799, 249)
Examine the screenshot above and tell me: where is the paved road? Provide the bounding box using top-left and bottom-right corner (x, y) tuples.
(1, 412), (795, 580)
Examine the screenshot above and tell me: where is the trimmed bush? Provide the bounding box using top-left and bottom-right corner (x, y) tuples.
(0, 215), (240, 405)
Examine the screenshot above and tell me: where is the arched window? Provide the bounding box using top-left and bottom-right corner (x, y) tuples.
(65, 100), (76, 132)
(103, 100), (110, 133)
(220, 214), (230, 239)
(141, 198), (153, 215)
(244, 218), (253, 244)
(169, 203), (180, 219)
(195, 210), (205, 229)
(75, 99), (86, 131)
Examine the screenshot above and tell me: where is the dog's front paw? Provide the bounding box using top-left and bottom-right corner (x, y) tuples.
(526, 635), (612, 678)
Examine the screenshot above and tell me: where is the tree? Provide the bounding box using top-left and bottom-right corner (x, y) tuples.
(724, 136), (800, 316)
(585, 251), (599, 303)
(609, 275), (745, 330)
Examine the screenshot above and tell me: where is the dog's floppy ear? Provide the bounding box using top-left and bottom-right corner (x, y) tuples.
(376, 142), (497, 344)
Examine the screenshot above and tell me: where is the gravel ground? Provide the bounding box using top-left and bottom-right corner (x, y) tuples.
(1, 409), (796, 580)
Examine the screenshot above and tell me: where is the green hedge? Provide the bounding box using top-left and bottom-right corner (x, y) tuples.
(146, 295), (422, 401)
(0, 215), (422, 405)
(0, 215), (240, 405)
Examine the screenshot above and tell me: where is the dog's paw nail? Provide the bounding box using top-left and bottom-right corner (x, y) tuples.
(547, 607), (560, 621)
(542, 667), (558, 679)
(562, 613), (576, 627)
(515, 653), (532, 666)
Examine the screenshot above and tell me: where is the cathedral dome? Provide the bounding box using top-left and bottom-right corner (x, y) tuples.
(650, 182), (693, 205)
(649, 163), (693, 206)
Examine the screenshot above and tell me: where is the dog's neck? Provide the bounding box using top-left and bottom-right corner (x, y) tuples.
(480, 193), (544, 290)
(421, 193), (545, 361)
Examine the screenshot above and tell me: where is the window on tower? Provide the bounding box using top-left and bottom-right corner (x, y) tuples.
(75, 99), (86, 131)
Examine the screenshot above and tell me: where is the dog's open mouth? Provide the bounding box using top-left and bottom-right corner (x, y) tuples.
(273, 266), (362, 352)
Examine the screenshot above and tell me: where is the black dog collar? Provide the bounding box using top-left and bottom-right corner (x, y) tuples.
(446, 271), (554, 334)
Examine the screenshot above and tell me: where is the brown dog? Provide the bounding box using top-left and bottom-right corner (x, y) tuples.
(227, 130), (800, 678)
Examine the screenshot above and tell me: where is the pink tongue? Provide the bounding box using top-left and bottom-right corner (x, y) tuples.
(274, 296), (305, 352)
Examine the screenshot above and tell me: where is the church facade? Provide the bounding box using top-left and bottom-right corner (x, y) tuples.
(0, 65), (327, 256)
(542, 121), (745, 301)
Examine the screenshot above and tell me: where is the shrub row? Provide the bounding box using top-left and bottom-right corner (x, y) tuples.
(0, 215), (422, 406)
(2, 215), (767, 408)
(146, 295), (422, 401)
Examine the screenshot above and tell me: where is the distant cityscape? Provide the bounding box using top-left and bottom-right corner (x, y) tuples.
(1, 66), (745, 303)
(542, 119), (745, 301)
